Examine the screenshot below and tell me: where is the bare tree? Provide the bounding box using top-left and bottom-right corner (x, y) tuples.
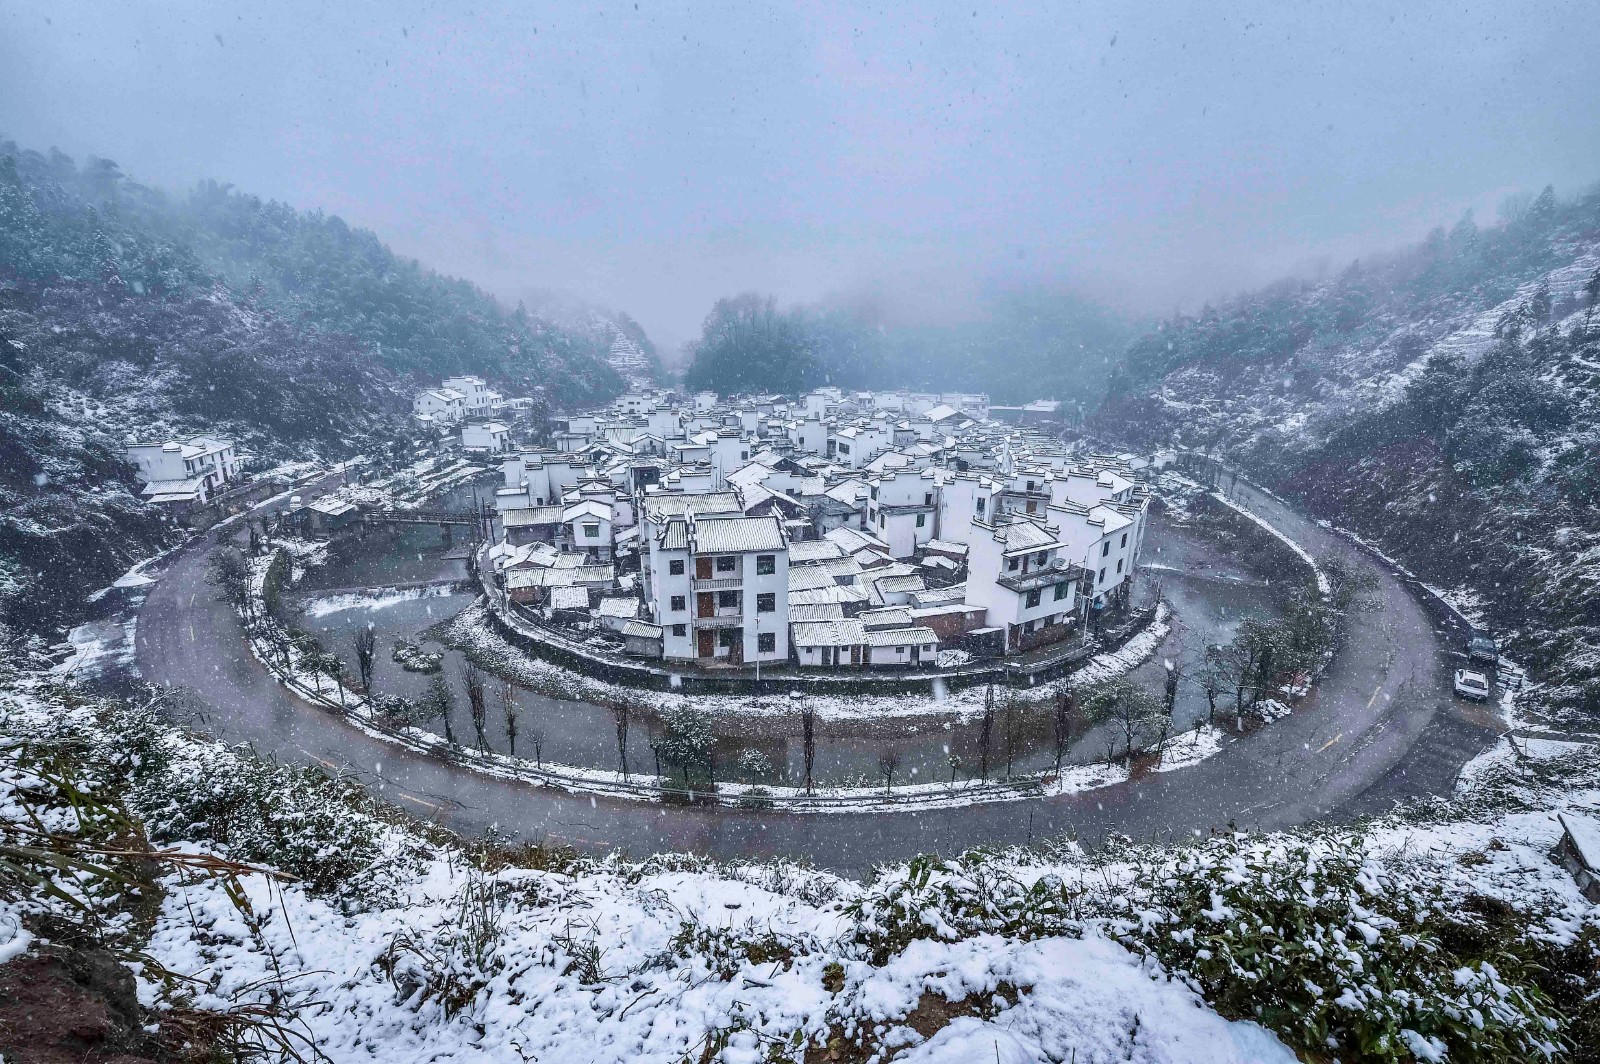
(462, 664), (488, 752)
(1086, 680), (1163, 764)
(353, 624), (377, 693)
(1003, 688), (1018, 777)
(800, 696), (817, 795)
(1051, 682), (1078, 776)
(423, 673), (455, 746)
(499, 681), (519, 757)
(877, 748), (901, 794)
(612, 700), (631, 779)
(978, 682), (996, 780)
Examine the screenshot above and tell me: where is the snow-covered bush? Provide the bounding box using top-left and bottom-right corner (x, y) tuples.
(1109, 832), (1564, 1062)
(848, 854), (1084, 965)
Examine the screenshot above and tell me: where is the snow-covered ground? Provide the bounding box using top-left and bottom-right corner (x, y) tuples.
(7, 670), (1595, 1063)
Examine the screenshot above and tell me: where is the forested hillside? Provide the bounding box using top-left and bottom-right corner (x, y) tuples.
(1094, 185), (1600, 719)
(0, 140), (625, 642)
(683, 286), (1132, 409)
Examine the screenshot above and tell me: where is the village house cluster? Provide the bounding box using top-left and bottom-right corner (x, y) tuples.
(485, 386), (1151, 672)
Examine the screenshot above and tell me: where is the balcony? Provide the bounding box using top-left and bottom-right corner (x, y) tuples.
(997, 562), (1077, 594)
(694, 612), (744, 629)
(693, 576), (743, 591)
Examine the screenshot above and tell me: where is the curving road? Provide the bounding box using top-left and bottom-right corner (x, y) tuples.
(134, 482), (1498, 876)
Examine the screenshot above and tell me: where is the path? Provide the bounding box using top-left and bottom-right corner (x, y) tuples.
(134, 481), (1498, 876)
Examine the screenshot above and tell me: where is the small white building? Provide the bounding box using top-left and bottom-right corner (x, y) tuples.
(461, 421), (512, 455)
(413, 387), (467, 426)
(126, 436), (239, 506)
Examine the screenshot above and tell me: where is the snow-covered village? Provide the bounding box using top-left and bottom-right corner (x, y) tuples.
(7, 6), (1600, 1063)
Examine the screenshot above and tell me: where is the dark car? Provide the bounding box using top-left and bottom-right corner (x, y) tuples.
(1467, 631), (1499, 667)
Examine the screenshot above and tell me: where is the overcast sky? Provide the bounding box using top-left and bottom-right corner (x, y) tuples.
(3, 1), (1598, 349)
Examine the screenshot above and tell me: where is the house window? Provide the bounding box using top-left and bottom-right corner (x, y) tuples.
(1116, 560), (1123, 574)
(1026, 480), (1035, 491)
(976, 497), (986, 515)
(896, 646), (906, 655)
(1054, 581), (1070, 601)
(1101, 541), (1110, 557)
(756, 555), (775, 575)
(839, 443), (850, 454)
(717, 590), (739, 609)
(880, 515), (886, 528)
(1120, 533), (1128, 547)
(915, 514), (926, 528)
(719, 628), (738, 647)
(1026, 589), (1042, 608)
(1023, 620), (1035, 634)
(757, 592), (775, 613)
(582, 522), (600, 538)
(672, 624), (686, 637)
(758, 632), (776, 653)
(669, 559), (685, 576)
(1099, 568), (1106, 584)
(716, 556), (737, 573)
(924, 492), (933, 506)
(1035, 551), (1047, 565)
(670, 595), (686, 612)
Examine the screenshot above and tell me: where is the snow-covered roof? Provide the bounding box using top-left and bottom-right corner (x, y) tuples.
(790, 620), (866, 647)
(1561, 813), (1600, 870)
(308, 497), (357, 517)
(789, 585), (869, 606)
(788, 603), (846, 623)
(502, 505), (565, 528)
(788, 566), (839, 593)
(863, 626), (938, 647)
(620, 620), (662, 639)
(596, 597), (640, 619)
(550, 586), (590, 610)
(693, 515), (786, 554)
(788, 539), (846, 564)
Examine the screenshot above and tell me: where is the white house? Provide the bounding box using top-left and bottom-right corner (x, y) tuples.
(413, 388), (467, 426)
(562, 500), (615, 561)
(866, 468), (940, 558)
(461, 421), (512, 455)
(125, 436), (239, 506)
(441, 375), (502, 419)
(964, 516), (1083, 653)
(1050, 501), (1138, 606)
(646, 508), (789, 666)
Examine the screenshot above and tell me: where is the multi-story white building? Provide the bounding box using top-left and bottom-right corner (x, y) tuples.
(865, 468), (941, 558)
(126, 436), (239, 506)
(413, 387), (467, 426)
(441, 375), (502, 419)
(964, 516), (1084, 653)
(646, 510), (789, 665)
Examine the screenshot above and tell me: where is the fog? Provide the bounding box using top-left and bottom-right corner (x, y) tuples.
(3, 0), (1597, 349)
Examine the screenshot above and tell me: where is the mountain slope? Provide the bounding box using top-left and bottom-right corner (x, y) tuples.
(0, 140), (625, 641)
(1093, 185), (1600, 719)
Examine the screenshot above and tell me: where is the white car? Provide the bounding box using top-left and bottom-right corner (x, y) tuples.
(1454, 669), (1491, 702)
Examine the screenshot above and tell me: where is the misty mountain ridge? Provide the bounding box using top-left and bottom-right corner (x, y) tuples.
(1093, 182), (1600, 719)
(0, 139), (637, 638)
(681, 284), (1137, 410)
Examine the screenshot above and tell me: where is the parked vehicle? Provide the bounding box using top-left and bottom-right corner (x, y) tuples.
(1454, 668), (1492, 702)
(1467, 631), (1499, 666)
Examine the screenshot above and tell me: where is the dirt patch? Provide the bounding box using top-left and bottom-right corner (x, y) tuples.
(0, 946), (162, 1064)
(804, 984), (1026, 1063)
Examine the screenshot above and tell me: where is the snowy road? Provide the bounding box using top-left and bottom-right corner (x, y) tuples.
(134, 482), (1496, 875)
